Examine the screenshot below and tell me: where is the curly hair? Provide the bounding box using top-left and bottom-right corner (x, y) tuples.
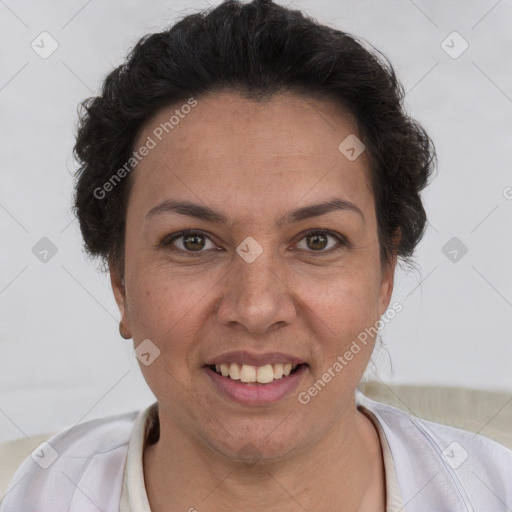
(73, 0), (436, 278)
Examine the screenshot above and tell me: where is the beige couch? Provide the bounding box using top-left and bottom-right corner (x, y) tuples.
(1, 382), (511, 499)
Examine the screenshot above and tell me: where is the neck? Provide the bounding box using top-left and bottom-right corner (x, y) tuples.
(143, 397), (385, 512)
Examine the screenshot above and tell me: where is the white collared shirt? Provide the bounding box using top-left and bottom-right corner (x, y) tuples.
(3, 391), (511, 511)
(119, 398), (407, 511)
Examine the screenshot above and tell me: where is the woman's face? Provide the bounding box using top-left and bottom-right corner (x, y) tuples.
(112, 91), (396, 461)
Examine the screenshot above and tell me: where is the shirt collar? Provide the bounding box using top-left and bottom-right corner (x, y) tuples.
(120, 396), (405, 511)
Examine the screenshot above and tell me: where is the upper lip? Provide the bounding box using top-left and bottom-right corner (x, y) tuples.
(205, 350), (306, 366)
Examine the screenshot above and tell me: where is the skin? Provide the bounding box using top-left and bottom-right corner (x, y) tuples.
(111, 91), (397, 511)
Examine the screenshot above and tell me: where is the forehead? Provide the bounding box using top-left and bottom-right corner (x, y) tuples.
(129, 91), (374, 225)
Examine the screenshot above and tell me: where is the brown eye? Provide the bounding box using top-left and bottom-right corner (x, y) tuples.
(307, 232), (328, 250)
(296, 229), (346, 253)
(163, 230), (217, 254)
(182, 233), (206, 251)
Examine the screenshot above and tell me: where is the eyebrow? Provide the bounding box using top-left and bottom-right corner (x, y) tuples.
(146, 197), (364, 228)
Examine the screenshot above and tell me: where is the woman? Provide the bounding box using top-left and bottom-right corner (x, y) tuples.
(2, 1), (511, 511)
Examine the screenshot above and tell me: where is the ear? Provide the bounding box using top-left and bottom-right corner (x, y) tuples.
(377, 229), (400, 316)
(109, 257), (132, 338)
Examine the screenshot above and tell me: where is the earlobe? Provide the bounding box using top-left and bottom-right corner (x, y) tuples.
(119, 321), (132, 340)
(110, 264), (132, 339)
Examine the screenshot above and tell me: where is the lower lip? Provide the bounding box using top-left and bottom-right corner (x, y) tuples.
(203, 364), (308, 405)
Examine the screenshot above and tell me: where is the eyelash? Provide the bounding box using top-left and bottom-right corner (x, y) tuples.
(161, 229), (348, 256)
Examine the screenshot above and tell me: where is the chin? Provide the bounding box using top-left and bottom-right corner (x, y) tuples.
(203, 421), (307, 465)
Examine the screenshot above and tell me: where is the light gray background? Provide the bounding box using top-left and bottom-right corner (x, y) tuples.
(1, 0), (511, 443)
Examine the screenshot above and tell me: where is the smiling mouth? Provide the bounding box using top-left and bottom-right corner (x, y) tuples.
(206, 362), (305, 384)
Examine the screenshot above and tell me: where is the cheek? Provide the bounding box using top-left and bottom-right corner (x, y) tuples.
(125, 268), (221, 381)
(128, 266), (213, 330)
(303, 267), (382, 360)
(127, 279), (200, 391)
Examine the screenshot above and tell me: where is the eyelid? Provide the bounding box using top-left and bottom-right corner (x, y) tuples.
(161, 228), (349, 255)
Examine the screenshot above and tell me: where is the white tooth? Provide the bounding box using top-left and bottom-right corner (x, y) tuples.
(239, 364), (257, 383)
(273, 363), (284, 379)
(256, 364), (274, 384)
(220, 363), (230, 377)
(229, 362), (240, 380)
(283, 363), (293, 376)
(215, 364), (221, 374)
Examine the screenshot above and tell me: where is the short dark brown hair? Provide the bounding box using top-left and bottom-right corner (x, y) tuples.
(73, 0), (436, 277)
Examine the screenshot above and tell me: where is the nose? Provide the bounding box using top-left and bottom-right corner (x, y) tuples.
(215, 246), (297, 334)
